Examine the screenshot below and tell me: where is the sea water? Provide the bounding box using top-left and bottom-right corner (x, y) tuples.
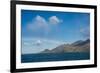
(21, 52), (90, 63)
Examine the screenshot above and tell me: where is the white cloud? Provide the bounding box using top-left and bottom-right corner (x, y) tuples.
(23, 42), (30, 46)
(35, 40), (42, 46)
(27, 15), (48, 31)
(26, 15), (62, 35)
(34, 15), (47, 27)
(49, 16), (62, 25)
(80, 27), (90, 38)
(23, 39), (42, 47)
(22, 37), (67, 54)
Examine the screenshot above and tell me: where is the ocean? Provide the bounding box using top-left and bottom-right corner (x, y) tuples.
(21, 52), (90, 63)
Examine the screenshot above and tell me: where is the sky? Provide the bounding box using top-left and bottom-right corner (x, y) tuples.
(21, 10), (90, 54)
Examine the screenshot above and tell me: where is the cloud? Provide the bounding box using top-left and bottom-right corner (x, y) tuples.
(26, 15), (62, 36)
(22, 37), (66, 54)
(42, 39), (66, 45)
(23, 42), (30, 46)
(49, 16), (62, 25)
(35, 40), (42, 46)
(34, 15), (47, 27)
(27, 15), (48, 31)
(80, 27), (90, 38)
(23, 39), (42, 46)
(27, 15), (62, 31)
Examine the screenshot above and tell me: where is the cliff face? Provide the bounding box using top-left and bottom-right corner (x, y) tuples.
(41, 39), (90, 53)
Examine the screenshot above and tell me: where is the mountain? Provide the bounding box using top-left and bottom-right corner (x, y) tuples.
(41, 49), (51, 53)
(72, 39), (90, 46)
(40, 39), (90, 53)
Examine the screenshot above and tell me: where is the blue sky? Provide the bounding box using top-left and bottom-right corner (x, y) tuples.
(21, 10), (90, 54)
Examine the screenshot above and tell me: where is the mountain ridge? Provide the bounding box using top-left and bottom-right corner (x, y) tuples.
(40, 39), (90, 53)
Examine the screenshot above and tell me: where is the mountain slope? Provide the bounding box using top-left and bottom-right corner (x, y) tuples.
(41, 39), (90, 53)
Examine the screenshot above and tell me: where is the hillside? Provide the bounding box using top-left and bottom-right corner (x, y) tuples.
(41, 39), (90, 53)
